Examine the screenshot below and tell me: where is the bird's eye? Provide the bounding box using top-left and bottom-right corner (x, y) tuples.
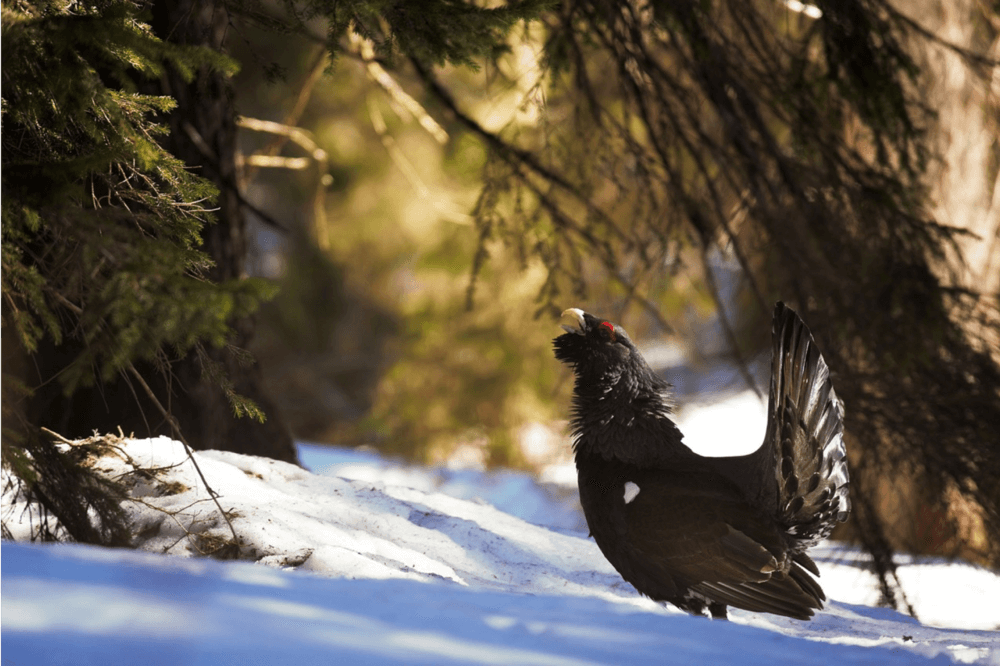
(599, 321), (617, 342)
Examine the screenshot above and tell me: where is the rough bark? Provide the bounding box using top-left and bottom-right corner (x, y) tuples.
(145, 0), (298, 463)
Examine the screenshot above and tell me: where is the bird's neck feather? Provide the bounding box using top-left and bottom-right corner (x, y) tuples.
(570, 368), (688, 466)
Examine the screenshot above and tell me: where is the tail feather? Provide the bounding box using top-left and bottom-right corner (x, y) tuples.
(767, 303), (850, 548)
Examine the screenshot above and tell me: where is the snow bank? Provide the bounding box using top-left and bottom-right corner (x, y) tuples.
(2, 436), (999, 665)
(6, 539), (994, 666)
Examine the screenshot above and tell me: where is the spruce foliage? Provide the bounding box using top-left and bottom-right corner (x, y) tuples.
(3, 1), (272, 398)
(253, 0), (551, 66)
(1, 0), (274, 543)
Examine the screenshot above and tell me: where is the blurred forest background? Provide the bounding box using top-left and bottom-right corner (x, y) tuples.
(3, 0), (999, 612)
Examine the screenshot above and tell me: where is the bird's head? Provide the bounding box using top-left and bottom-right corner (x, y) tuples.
(553, 308), (641, 375)
(553, 308), (683, 459)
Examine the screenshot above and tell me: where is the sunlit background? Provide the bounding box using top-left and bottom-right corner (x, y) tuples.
(232, 21), (772, 470)
(206, 2), (1000, 577)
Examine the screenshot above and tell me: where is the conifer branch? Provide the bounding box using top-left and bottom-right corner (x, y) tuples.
(408, 57), (683, 330)
(181, 122), (292, 233)
(350, 29), (449, 145)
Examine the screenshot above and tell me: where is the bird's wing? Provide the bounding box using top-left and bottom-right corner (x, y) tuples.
(618, 467), (824, 619)
(755, 302), (850, 547)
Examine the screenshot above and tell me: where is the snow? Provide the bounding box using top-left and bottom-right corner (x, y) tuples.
(300, 441), (587, 533)
(674, 390), (769, 457)
(3, 432), (1000, 665)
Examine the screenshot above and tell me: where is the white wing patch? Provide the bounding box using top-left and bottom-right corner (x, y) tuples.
(623, 481), (640, 504)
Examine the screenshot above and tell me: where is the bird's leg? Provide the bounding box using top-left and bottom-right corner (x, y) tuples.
(675, 598), (712, 618)
(709, 603), (729, 620)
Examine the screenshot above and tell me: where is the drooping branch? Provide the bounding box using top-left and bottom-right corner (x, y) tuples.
(414, 0), (1000, 601)
(409, 56), (629, 245)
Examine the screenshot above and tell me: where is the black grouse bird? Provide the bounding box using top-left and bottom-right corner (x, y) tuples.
(554, 302), (850, 620)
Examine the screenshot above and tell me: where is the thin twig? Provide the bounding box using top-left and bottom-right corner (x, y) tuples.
(235, 117), (331, 247)
(181, 122), (291, 233)
(410, 57), (629, 243)
(350, 28), (449, 145)
(244, 155), (312, 170)
(125, 363), (240, 549)
(365, 96), (473, 225)
(886, 4), (1000, 70)
(507, 160), (676, 334)
(38, 427), (75, 444)
(244, 46), (330, 182)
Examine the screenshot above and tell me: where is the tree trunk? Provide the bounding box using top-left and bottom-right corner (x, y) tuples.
(25, 0), (297, 464)
(145, 0), (298, 463)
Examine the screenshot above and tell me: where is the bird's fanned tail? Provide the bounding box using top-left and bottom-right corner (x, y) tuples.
(766, 302), (850, 549)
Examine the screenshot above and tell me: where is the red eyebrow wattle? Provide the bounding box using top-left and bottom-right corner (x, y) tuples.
(601, 322), (616, 339)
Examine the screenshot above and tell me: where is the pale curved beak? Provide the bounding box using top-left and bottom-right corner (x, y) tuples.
(560, 308), (587, 334)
